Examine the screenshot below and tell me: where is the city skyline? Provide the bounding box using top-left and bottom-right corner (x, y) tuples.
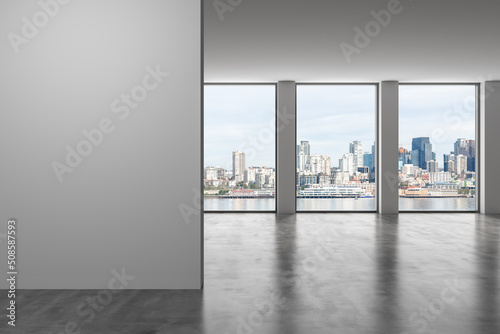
(205, 85), (476, 169)
(207, 134), (474, 175)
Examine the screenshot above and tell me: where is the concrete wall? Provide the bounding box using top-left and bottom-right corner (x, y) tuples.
(277, 81), (296, 215)
(205, 0), (500, 82)
(0, 0), (202, 289)
(379, 82), (399, 214)
(481, 82), (500, 214)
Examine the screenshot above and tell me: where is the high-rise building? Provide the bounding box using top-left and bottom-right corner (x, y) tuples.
(296, 141), (310, 171)
(265, 173), (275, 188)
(297, 152), (307, 171)
(232, 151), (245, 182)
(411, 150), (420, 167)
(309, 154), (331, 175)
(357, 166), (369, 174)
(363, 152), (372, 171)
(349, 140), (363, 168)
(454, 138), (469, 156)
(339, 153), (354, 175)
(412, 137), (434, 170)
(204, 167), (219, 180)
(447, 160), (455, 174)
(216, 168), (225, 180)
(455, 154), (468, 174)
(244, 167), (257, 183)
(454, 138), (476, 172)
(371, 142), (376, 173)
(443, 153), (450, 172)
(427, 160), (439, 173)
(319, 155), (331, 175)
(468, 140), (476, 172)
(255, 173), (266, 188)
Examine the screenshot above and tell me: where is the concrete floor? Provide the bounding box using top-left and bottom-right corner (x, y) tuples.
(1, 214), (499, 334)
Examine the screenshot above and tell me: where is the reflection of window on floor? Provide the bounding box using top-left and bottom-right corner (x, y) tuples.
(296, 85), (377, 211)
(204, 85), (276, 211)
(399, 85), (477, 211)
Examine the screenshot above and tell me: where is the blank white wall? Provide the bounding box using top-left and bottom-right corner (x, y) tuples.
(0, 0), (202, 289)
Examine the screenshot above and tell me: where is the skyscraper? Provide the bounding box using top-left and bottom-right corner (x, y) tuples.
(349, 140), (363, 168)
(339, 153), (354, 175)
(454, 138), (476, 172)
(363, 152), (372, 171)
(468, 140), (476, 172)
(443, 153), (450, 172)
(427, 160), (438, 173)
(412, 137), (434, 170)
(296, 141), (310, 171)
(454, 138), (469, 156)
(232, 151), (245, 182)
(297, 153), (307, 171)
(371, 142), (376, 173)
(309, 154), (331, 175)
(455, 154), (468, 174)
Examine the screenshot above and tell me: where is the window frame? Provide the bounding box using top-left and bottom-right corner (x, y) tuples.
(397, 82), (480, 213)
(295, 82), (380, 213)
(203, 82), (278, 213)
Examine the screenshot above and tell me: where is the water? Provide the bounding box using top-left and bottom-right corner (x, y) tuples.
(204, 197), (476, 211)
(204, 198), (276, 211)
(398, 197), (476, 211)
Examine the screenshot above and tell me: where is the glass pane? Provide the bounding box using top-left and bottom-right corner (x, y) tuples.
(399, 85), (477, 211)
(204, 85), (276, 211)
(296, 85), (377, 211)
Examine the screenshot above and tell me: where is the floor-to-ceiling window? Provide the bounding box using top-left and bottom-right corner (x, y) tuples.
(204, 84), (276, 211)
(296, 84), (377, 211)
(399, 84), (478, 211)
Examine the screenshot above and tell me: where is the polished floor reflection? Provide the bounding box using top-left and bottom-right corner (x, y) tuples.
(2, 214), (499, 334)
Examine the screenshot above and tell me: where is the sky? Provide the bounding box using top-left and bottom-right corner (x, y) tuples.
(204, 85), (276, 170)
(297, 85), (376, 167)
(204, 84), (477, 170)
(399, 85), (476, 167)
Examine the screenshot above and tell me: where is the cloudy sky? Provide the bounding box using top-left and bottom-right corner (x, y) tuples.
(205, 84), (476, 170)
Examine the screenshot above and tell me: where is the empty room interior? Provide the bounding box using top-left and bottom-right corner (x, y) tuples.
(1, 0), (500, 333)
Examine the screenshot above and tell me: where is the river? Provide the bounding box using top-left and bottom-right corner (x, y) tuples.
(204, 197), (476, 211)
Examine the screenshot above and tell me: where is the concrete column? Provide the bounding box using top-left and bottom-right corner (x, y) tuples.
(277, 81), (296, 215)
(481, 81), (500, 214)
(379, 81), (399, 214)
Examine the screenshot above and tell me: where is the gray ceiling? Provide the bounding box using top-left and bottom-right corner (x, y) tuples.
(204, 0), (500, 82)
